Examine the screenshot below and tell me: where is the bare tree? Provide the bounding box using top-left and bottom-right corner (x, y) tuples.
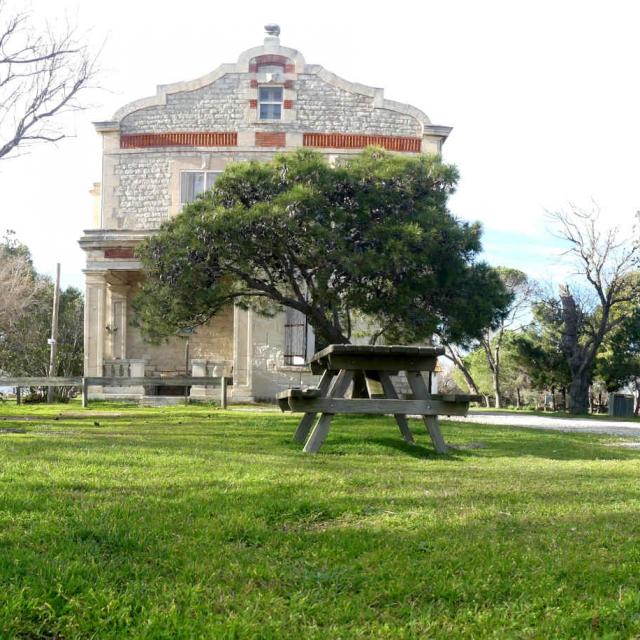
(0, 245), (45, 332)
(0, 2), (98, 160)
(441, 269), (536, 407)
(550, 205), (640, 413)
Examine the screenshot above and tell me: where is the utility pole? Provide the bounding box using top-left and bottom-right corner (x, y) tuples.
(47, 263), (61, 403)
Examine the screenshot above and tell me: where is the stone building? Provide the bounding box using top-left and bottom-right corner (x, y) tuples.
(79, 26), (451, 402)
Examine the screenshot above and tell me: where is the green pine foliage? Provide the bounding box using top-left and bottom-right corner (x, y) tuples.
(133, 148), (510, 346)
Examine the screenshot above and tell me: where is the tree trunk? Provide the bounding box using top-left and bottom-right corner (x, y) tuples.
(482, 340), (502, 409)
(493, 368), (501, 408)
(516, 387), (521, 409)
(567, 374), (591, 414)
(444, 344), (481, 396)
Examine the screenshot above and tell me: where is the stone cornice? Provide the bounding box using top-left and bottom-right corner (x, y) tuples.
(78, 229), (157, 251)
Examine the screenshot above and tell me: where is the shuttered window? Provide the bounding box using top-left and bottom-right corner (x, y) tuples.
(284, 306), (308, 365)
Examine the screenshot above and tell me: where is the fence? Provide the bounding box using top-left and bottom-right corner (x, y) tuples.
(0, 376), (232, 408)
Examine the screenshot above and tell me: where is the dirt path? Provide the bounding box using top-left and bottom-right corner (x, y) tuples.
(451, 411), (640, 438)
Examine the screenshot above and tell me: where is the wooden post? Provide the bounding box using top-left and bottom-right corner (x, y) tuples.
(47, 263), (61, 404)
(221, 376), (227, 409)
(406, 370), (448, 454)
(184, 335), (190, 406)
(15, 387), (21, 405)
(304, 369), (354, 453)
(377, 371), (415, 444)
(82, 377), (88, 408)
(293, 369), (335, 444)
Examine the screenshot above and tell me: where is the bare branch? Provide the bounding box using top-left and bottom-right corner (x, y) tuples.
(0, 2), (100, 161)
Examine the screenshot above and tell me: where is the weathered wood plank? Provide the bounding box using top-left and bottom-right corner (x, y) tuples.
(277, 388), (322, 399)
(322, 355), (437, 373)
(293, 370), (335, 444)
(311, 344), (444, 360)
(0, 377), (82, 386)
(221, 376), (228, 409)
(432, 393), (483, 403)
(84, 376), (233, 387)
(377, 372), (415, 444)
(82, 378), (88, 408)
(303, 369), (354, 453)
(288, 397), (469, 415)
(406, 371), (448, 454)
(0, 376), (233, 388)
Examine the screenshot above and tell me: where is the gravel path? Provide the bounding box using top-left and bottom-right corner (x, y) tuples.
(450, 411), (640, 438)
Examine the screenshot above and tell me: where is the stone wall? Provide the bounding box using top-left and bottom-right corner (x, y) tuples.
(105, 65), (425, 231)
(113, 155), (171, 229)
(296, 75), (420, 136)
(120, 74), (246, 134)
(126, 301), (235, 374)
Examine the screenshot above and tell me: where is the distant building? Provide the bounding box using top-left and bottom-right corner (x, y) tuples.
(79, 26), (451, 402)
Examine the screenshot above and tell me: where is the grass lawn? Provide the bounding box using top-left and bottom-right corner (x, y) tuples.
(1, 402), (640, 638)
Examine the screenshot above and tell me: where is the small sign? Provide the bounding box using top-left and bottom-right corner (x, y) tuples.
(47, 338), (56, 345)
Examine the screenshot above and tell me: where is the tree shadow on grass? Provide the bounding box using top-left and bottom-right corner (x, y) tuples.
(3, 412), (640, 464)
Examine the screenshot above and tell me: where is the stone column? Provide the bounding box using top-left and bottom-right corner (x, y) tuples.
(231, 305), (254, 402)
(106, 283), (129, 360)
(84, 271), (107, 377)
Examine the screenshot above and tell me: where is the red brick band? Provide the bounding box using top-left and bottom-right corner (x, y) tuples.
(255, 131), (286, 147)
(303, 133), (421, 153)
(120, 132), (238, 148)
(249, 54), (295, 73)
(104, 248), (135, 259)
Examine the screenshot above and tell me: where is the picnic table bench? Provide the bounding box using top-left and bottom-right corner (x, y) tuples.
(277, 345), (480, 454)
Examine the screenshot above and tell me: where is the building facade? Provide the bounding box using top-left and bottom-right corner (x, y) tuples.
(79, 26), (451, 402)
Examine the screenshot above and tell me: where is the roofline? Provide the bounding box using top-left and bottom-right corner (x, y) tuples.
(100, 39), (445, 136)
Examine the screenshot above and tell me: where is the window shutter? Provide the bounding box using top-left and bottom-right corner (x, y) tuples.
(284, 307), (308, 365)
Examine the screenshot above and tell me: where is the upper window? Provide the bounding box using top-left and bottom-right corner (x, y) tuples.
(180, 171), (220, 204)
(259, 86), (283, 120)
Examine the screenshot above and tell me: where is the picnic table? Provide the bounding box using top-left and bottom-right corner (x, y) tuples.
(277, 344), (479, 454)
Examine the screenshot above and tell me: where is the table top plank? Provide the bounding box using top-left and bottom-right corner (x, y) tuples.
(310, 344), (444, 362)
(285, 397), (470, 416)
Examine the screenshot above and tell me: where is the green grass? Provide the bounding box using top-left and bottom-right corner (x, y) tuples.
(1, 402), (640, 638)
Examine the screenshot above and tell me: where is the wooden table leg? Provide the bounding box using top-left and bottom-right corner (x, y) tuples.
(293, 370), (335, 443)
(406, 371), (448, 453)
(377, 371), (415, 444)
(303, 369), (354, 453)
